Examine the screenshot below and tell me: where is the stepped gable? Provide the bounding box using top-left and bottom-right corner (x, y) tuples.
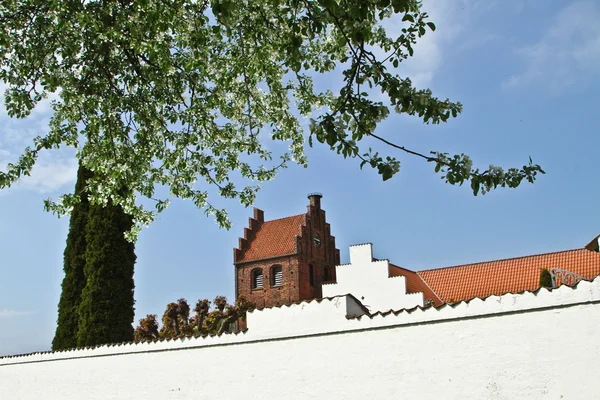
(418, 247), (600, 303)
(234, 208), (305, 264)
(234, 194), (340, 311)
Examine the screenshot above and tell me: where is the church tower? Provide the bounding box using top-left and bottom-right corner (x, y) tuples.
(234, 194), (340, 309)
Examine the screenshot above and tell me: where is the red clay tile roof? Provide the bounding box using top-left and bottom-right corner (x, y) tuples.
(388, 263), (443, 306)
(238, 214), (305, 262)
(418, 248), (600, 303)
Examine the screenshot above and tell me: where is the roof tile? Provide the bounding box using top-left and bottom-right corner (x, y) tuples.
(238, 214), (305, 262)
(418, 248), (600, 303)
(389, 263), (443, 306)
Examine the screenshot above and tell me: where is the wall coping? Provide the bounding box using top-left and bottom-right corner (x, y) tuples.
(2, 276), (599, 367)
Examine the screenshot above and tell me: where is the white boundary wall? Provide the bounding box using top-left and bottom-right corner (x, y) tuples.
(323, 243), (424, 311)
(2, 278), (600, 399)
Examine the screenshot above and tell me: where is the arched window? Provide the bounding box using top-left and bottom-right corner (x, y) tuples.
(309, 264), (315, 287)
(271, 265), (283, 287)
(323, 266), (330, 282)
(252, 268), (263, 290)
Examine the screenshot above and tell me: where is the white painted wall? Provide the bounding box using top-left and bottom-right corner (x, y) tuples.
(2, 278), (600, 399)
(323, 243), (424, 312)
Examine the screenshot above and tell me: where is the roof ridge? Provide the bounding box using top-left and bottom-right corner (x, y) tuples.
(418, 248), (593, 273)
(416, 270), (445, 303)
(389, 262), (417, 273)
(261, 213), (305, 224)
(389, 263), (444, 305)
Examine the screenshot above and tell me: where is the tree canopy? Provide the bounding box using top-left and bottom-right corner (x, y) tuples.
(133, 296), (255, 342)
(0, 0), (544, 239)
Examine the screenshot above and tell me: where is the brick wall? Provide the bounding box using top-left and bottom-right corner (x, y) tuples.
(234, 194), (340, 309)
(236, 255), (301, 308)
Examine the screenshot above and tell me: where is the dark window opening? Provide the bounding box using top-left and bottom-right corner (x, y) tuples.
(271, 265), (283, 287)
(252, 269), (263, 290)
(309, 264), (315, 287)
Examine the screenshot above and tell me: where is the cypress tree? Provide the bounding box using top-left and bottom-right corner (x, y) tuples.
(52, 164), (93, 351)
(76, 197), (137, 347)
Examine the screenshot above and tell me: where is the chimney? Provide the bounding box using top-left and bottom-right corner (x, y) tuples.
(307, 193), (322, 210)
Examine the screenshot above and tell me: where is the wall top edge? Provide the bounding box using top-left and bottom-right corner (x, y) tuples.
(2, 277), (599, 365)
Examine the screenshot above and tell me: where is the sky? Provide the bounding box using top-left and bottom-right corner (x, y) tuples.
(1, 0), (599, 356)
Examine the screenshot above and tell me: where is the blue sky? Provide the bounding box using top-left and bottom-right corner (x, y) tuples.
(1, 0), (599, 356)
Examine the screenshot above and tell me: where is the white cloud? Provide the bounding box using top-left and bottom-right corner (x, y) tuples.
(0, 309), (33, 318)
(30, 88), (62, 117)
(18, 153), (78, 193)
(0, 123), (49, 149)
(0, 82), (54, 152)
(384, 1), (454, 89)
(0, 83), (75, 194)
(1, 148), (78, 194)
(505, 1), (600, 90)
(390, 0), (497, 89)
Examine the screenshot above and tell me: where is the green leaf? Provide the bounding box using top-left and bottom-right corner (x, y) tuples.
(471, 179), (480, 196)
(402, 13), (414, 23)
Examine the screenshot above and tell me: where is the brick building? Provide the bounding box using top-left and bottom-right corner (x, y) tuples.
(233, 194), (340, 309)
(234, 194), (600, 311)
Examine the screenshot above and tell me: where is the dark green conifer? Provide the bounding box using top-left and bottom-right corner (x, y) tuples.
(52, 164), (93, 351)
(76, 196), (136, 347)
(539, 268), (553, 288)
